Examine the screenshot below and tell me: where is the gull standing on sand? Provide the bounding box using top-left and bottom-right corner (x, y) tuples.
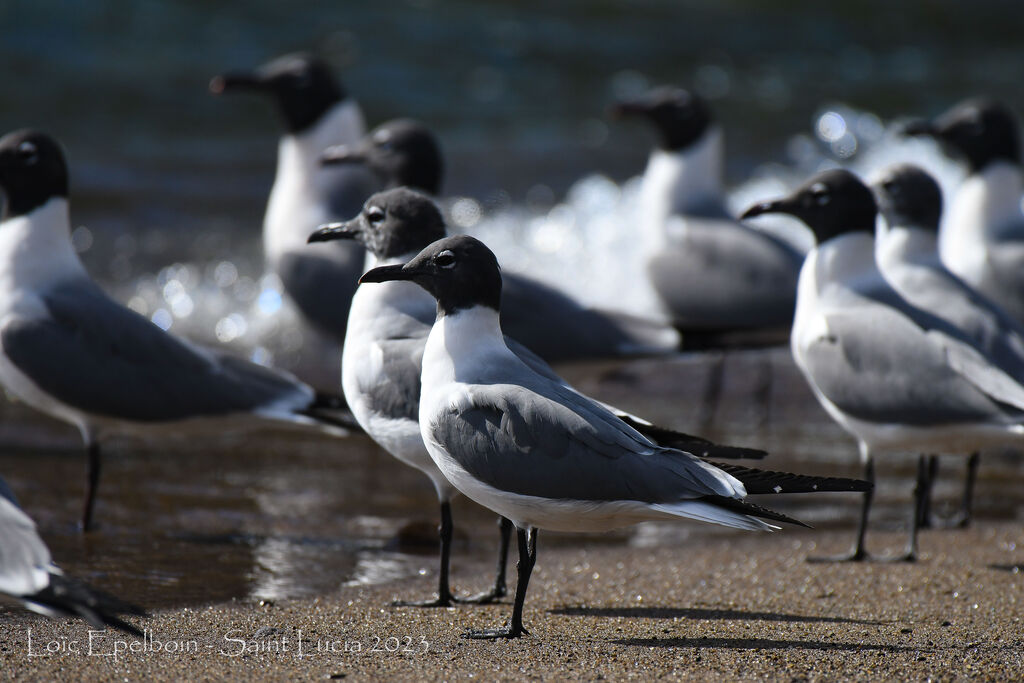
(0, 130), (353, 531)
(358, 233), (869, 638)
(743, 168), (1024, 561)
(905, 98), (1024, 325)
(309, 187), (787, 607)
(0, 475), (145, 635)
(322, 120), (682, 361)
(871, 164), (1024, 525)
(210, 52), (378, 341)
(611, 86), (803, 336)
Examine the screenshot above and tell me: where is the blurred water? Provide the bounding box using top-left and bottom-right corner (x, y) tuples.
(0, 1), (1023, 609)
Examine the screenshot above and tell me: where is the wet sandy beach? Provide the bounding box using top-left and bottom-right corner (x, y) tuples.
(2, 520), (1022, 681)
(1, 350), (1022, 680)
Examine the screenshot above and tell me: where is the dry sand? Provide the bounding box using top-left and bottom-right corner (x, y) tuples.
(3, 520), (1021, 681)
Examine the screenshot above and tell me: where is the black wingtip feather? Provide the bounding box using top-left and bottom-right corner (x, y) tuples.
(709, 462), (873, 495)
(29, 575), (147, 638)
(619, 417), (768, 460)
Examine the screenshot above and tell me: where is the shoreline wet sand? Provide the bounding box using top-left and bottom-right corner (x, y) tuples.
(3, 520), (1021, 681)
(2, 349), (1022, 680)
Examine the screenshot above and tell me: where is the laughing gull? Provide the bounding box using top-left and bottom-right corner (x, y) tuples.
(357, 233), (870, 638)
(872, 164), (1024, 525)
(0, 475), (146, 635)
(0, 130), (354, 531)
(321, 119), (681, 361)
(210, 52), (379, 341)
(611, 87), (803, 337)
(904, 98), (1024, 325)
(743, 168), (1024, 561)
(308, 188), (784, 607)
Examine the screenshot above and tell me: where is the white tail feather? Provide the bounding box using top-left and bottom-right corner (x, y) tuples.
(650, 501), (779, 532)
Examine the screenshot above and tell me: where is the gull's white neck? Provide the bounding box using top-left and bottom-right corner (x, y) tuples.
(876, 224), (941, 272)
(0, 198), (86, 296)
(639, 126), (725, 250)
(793, 231), (878, 361)
(264, 100), (366, 262)
(348, 250), (436, 326)
(941, 161), (1024, 277)
(421, 306), (511, 388)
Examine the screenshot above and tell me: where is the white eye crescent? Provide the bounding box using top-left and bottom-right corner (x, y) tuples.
(435, 249), (456, 268)
(366, 206), (385, 225)
(17, 141), (38, 165)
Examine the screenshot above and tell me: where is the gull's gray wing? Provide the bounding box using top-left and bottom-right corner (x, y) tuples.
(505, 336), (766, 459)
(277, 247), (363, 340)
(884, 260), (1024, 379)
(649, 217), (801, 330)
(0, 484), (51, 597)
(501, 273), (678, 361)
(800, 302), (1024, 425)
(362, 335), (426, 421)
(428, 375), (742, 503)
(0, 280), (313, 422)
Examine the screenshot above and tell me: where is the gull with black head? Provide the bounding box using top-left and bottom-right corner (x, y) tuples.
(310, 187), (833, 607)
(357, 231), (869, 638)
(904, 98), (1024, 325)
(322, 120), (682, 361)
(0, 129), (354, 531)
(744, 168), (1024, 561)
(612, 86), (803, 338)
(211, 52), (379, 342)
(872, 164), (1024, 526)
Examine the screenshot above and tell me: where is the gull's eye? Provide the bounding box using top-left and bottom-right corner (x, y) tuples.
(809, 183), (831, 207)
(16, 141), (38, 165)
(434, 249), (456, 269)
(366, 206), (385, 225)
(372, 130), (394, 152)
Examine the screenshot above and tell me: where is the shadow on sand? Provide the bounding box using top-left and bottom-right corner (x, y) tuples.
(550, 605), (881, 626)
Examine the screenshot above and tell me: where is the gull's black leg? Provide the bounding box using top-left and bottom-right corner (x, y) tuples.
(463, 527), (537, 639)
(938, 452), (979, 529)
(879, 454), (931, 563)
(460, 516), (512, 604)
(393, 501), (457, 607)
(809, 456), (874, 563)
(80, 441), (102, 532)
(917, 455), (939, 529)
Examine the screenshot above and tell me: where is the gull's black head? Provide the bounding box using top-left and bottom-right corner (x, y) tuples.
(610, 86), (712, 152)
(741, 169), (877, 244)
(321, 119), (444, 195)
(210, 52), (346, 134)
(308, 187), (447, 260)
(0, 129), (69, 219)
(871, 164), (942, 233)
(904, 98), (1020, 173)
(359, 234), (502, 316)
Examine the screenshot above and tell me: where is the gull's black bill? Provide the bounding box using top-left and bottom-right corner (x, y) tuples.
(359, 263), (412, 284)
(308, 222), (358, 244)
